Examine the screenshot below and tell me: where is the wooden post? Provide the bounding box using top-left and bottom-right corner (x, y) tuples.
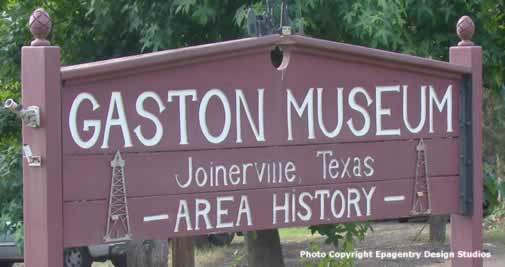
(245, 229), (285, 267)
(429, 215), (447, 242)
(171, 238), (195, 267)
(127, 240), (169, 267)
(21, 8), (63, 267)
(450, 16), (483, 267)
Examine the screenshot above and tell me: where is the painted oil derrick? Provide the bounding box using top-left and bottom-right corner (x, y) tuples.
(104, 151), (132, 242)
(411, 139), (432, 215)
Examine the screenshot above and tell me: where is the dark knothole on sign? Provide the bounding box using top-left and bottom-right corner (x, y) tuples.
(270, 46), (283, 68)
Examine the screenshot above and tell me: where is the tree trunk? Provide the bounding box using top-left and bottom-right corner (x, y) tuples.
(245, 229), (284, 267)
(171, 237), (195, 267)
(497, 154), (504, 203)
(429, 215), (448, 242)
(127, 240), (169, 267)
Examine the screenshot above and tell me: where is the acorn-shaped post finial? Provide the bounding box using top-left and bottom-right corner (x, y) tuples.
(456, 15), (475, 46)
(29, 8), (52, 46)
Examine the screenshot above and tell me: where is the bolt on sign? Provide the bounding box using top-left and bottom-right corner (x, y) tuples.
(17, 8), (483, 267)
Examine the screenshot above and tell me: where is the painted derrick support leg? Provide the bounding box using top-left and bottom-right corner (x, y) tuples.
(21, 9), (64, 267)
(449, 16), (483, 267)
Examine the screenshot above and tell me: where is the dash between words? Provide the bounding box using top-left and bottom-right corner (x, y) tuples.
(68, 85), (453, 149)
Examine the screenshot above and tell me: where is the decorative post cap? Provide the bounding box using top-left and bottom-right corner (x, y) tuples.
(456, 15), (475, 46)
(29, 8), (52, 46)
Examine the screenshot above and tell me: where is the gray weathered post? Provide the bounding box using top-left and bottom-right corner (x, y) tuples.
(429, 215), (448, 242)
(171, 238), (195, 267)
(246, 229), (285, 267)
(22, 8), (63, 267)
(450, 16), (483, 267)
(127, 240), (169, 267)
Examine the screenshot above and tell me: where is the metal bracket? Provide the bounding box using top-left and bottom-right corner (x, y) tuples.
(4, 99), (40, 128)
(20, 106), (40, 128)
(281, 26), (292, 35)
(23, 144), (41, 167)
(459, 74), (473, 216)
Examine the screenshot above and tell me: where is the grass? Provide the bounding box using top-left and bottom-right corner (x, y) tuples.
(194, 246), (229, 266)
(92, 261), (113, 267)
(484, 225), (505, 245)
(279, 227), (315, 239)
(193, 237), (246, 267)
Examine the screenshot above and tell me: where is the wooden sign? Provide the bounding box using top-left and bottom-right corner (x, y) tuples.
(18, 9), (483, 267)
(61, 34), (461, 244)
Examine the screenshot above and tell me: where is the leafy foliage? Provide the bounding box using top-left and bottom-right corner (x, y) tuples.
(304, 222), (370, 267)
(309, 223), (370, 249)
(483, 161), (505, 231)
(0, 143), (22, 247)
(484, 163), (505, 213)
(483, 89), (505, 164)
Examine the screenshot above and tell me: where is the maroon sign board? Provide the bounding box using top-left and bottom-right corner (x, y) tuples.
(16, 9), (483, 267)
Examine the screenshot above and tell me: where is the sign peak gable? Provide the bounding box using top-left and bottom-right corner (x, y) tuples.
(61, 34), (471, 83)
